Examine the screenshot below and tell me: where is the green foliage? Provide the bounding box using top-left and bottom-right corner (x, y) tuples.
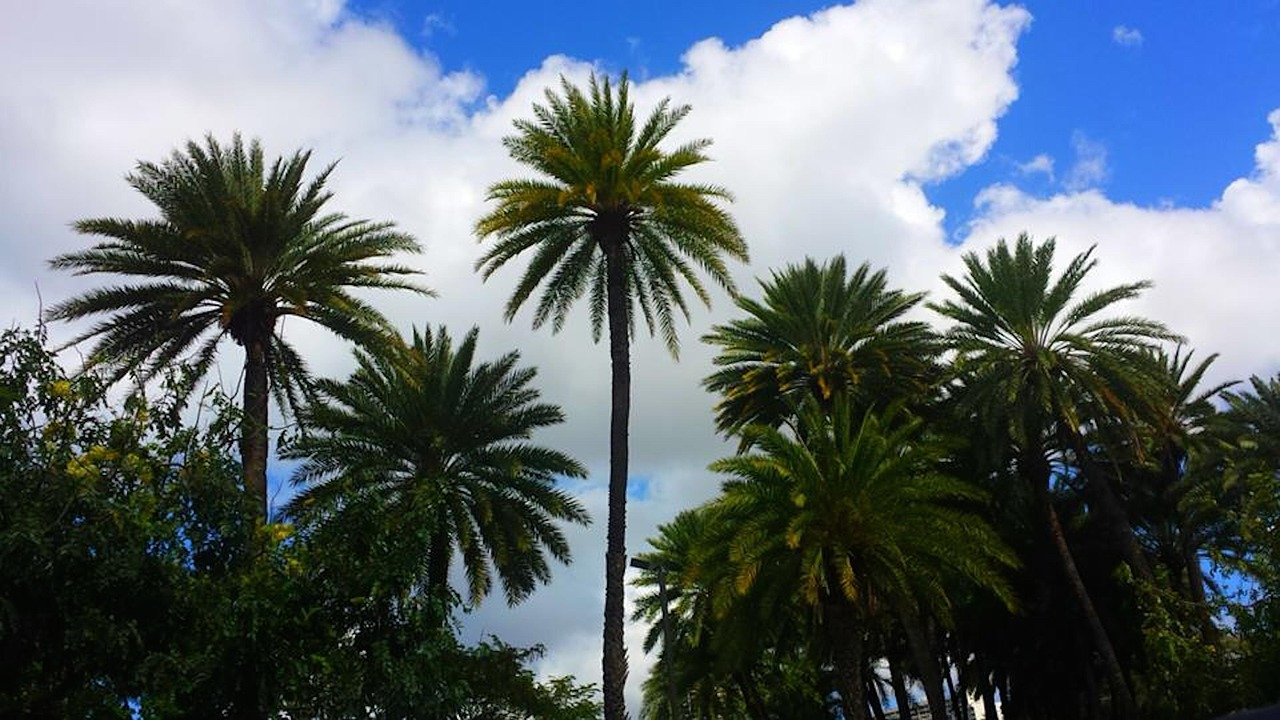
(283, 325), (590, 607)
(46, 133), (432, 514)
(47, 132), (428, 402)
(0, 326), (600, 717)
(703, 255), (938, 437)
(475, 72), (748, 355)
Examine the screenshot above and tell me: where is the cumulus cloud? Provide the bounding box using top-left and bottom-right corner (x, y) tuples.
(1113, 25), (1144, 47)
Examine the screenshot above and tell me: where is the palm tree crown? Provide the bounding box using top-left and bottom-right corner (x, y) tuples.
(475, 72), (748, 353)
(931, 233), (1175, 449)
(703, 255), (937, 437)
(707, 400), (1015, 720)
(48, 134), (429, 516)
(284, 325), (589, 607)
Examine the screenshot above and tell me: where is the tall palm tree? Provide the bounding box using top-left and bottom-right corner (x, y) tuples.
(707, 399), (1016, 720)
(475, 72), (748, 717)
(703, 255), (938, 438)
(284, 325), (590, 607)
(47, 134), (428, 518)
(1122, 348), (1234, 641)
(931, 233), (1177, 717)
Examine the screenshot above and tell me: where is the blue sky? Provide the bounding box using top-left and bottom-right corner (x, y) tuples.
(354, 0), (1280, 235)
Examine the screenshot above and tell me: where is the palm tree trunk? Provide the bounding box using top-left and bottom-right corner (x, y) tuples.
(867, 670), (888, 720)
(1183, 542), (1220, 644)
(426, 530), (451, 604)
(889, 658), (913, 719)
(602, 243), (631, 720)
(242, 337), (270, 520)
(734, 671), (769, 720)
(898, 609), (947, 720)
(981, 681), (999, 720)
(829, 600), (867, 720)
(1059, 425), (1152, 583)
(1046, 505), (1135, 719)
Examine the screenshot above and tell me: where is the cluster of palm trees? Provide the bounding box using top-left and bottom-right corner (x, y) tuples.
(45, 133), (595, 616)
(43, 72), (1280, 720)
(47, 74), (749, 719)
(632, 238), (1280, 719)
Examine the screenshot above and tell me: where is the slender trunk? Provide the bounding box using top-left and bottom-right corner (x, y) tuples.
(734, 671), (769, 720)
(1046, 505), (1135, 719)
(1059, 425), (1152, 583)
(1184, 542), (1220, 644)
(657, 573), (680, 719)
(867, 671), (888, 720)
(602, 241), (632, 720)
(949, 635), (970, 720)
(945, 662), (965, 720)
(981, 682), (999, 720)
(829, 600), (867, 720)
(889, 658), (913, 719)
(898, 610), (947, 720)
(242, 337), (270, 520)
(426, 530), (451, 605)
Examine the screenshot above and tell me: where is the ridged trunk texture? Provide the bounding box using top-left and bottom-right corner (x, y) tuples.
(602, 237), (631, 720)
(899, 609), (947, 720)
(828, 599), (867, 720)
(241, 337), (270, 520)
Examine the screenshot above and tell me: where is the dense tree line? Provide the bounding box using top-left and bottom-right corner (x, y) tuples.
(632, 240), (1280, 719)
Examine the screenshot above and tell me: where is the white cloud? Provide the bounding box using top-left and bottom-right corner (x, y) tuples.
(1113, 25), (1144, 47)
(1017, 153), (1056, 179)
(1064, 130), (1110, 190)
(964, 109), (1280, 387)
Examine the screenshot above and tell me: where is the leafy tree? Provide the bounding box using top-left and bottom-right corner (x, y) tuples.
(705, 399), (1016, 720)
(931, 233), (1177, 717)
(0, 325), (602, 718)
(475, 72), (748, 718)
(633, 509), (825, 720)
(703, 255), (937, 437)
(284, 325), (590, 608)
(47, 134), (429, 518)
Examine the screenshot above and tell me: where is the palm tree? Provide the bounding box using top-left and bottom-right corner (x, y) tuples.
(931, 233), (1177, 717)
(633, 508), (818, 720)
(475, 72), (748, 717)
(703, 255), (938, 438)
(1123, 348), (1234, 641)
(284, 325), (590, 607)
(47, 134), (428, 518)
(707, 399), (1016, 720)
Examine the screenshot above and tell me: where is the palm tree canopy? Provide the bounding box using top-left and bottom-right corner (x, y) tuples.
(284, 325), (590, 606)
(930, 233), (1179, 450)
(708, 399), (1017, 624)
(47, 133), (430, 409)
(475, 72), (748, 355)
(703, 255), (938, 436)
